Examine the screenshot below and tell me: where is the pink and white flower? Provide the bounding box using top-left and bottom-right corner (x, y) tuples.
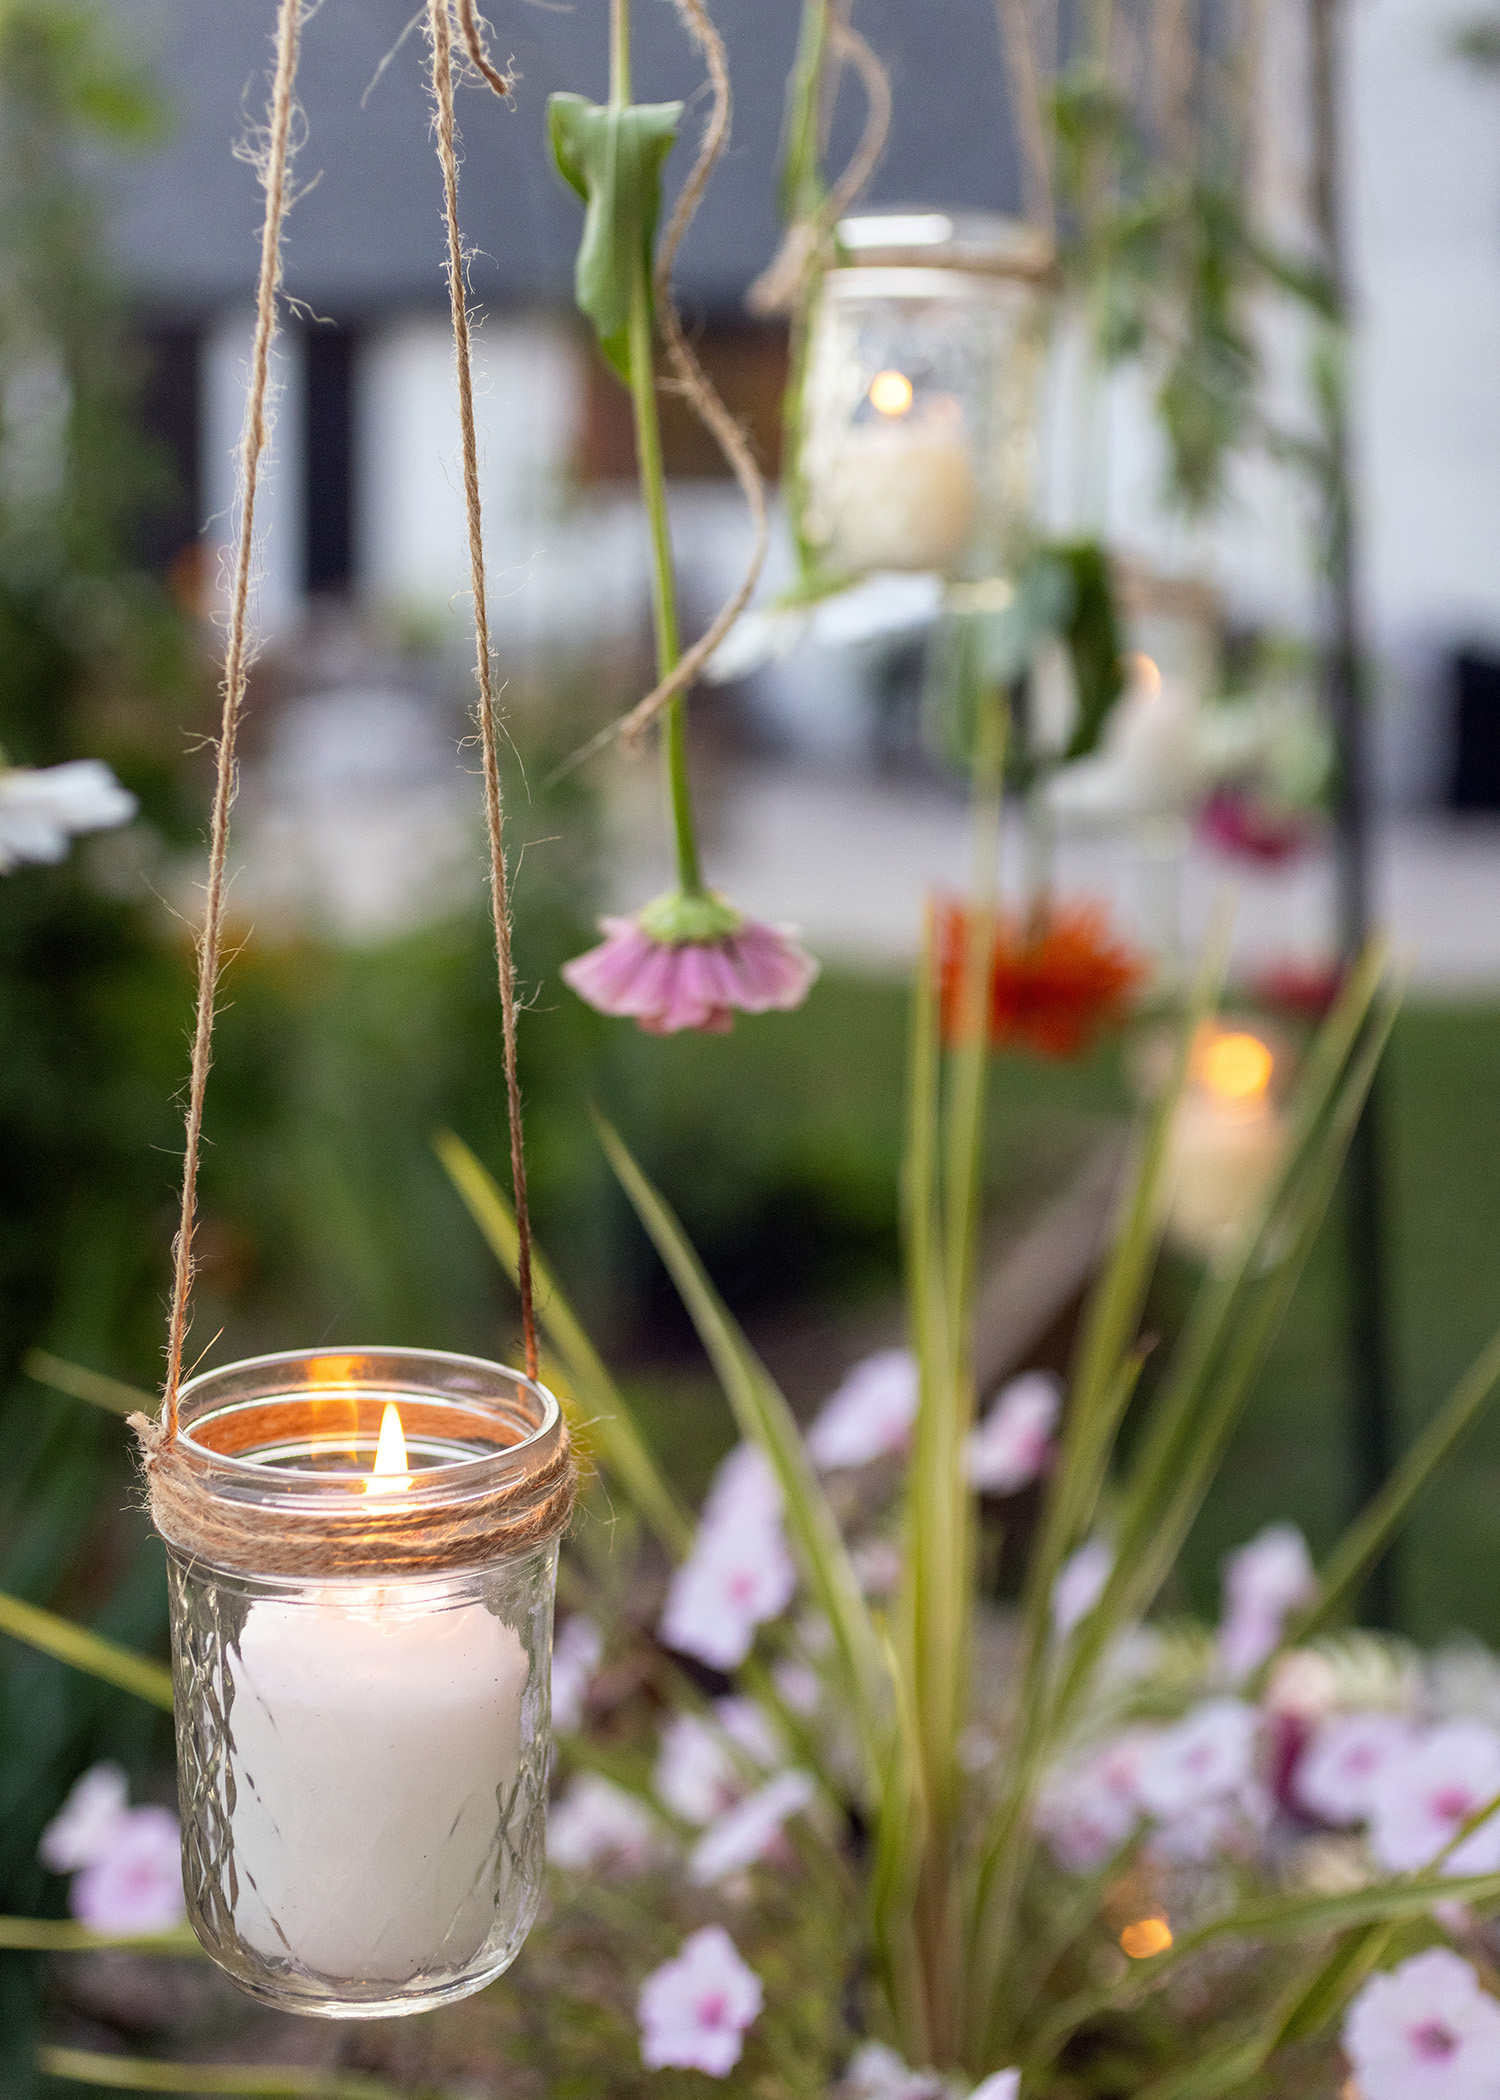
(807, 1350), (919, 1470)
(548, 1775), (661, 1874)
(968, 2076), (1021, 2100)
(688, 1770), (816, 1884)
(655, 1700), (780, 1825)
(1036, 1732), (1150, 1874)
(1217, 1524), (1317, 1681)
(40, 1762), (129, 1872)
(1368, 1721), (1500, 1876)
(69, 1806), (184, 1933)
(967, 1371), (1061, 1495)
(563, 892), (817, 1037)
(1294, 1711), (1413, 1827)
(1052, 1537), (1113, 1639)
(843, 2042), (947, 2100)
(701, 1444), (783, 1534)
(1344, 1946), (1500, 2100)
(660, 1530), (797, 1670)
(660, 1445), (797, 1670)
(551, 1614), (604, 1735)
(638, 1925), (764, 2075)
(0, 759), (136, 873)
(1136, 1699), (1260, 1842)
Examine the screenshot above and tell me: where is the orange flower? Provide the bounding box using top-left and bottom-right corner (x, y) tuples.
(937, 898), (1147, 1058)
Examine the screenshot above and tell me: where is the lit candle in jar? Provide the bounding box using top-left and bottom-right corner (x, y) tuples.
(807, 373), (979, 576)
(224, 1403), (533, 1989)
(1166, 1029), (1288, 1259)
(153, 1348), (572, 2019)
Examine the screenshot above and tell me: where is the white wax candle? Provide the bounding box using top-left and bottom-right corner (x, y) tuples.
(1166, 1092), (1287, 1260)
(227, 1587), (531, 1985)
(811, 420), (979, 575)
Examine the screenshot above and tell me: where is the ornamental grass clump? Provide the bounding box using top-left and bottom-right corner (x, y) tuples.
(439, 721), (1500, 2095)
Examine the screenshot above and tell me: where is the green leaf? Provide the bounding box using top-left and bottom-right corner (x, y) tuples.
(1055, 540), (1126, 760)
(434, 1129), (694, 1558)
(0, 1918), (197, 1954)
(593, 1112), (887, 1788)
(36, 2049), (398, 2097)
(0, 1591), (172, 1709)
(1293, 1316), (1500, 1642)
(546, 93), (684, 381)
(22, 1348), (150, 1418)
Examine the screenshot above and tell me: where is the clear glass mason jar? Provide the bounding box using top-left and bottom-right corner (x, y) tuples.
(797, 211), (1055, 581)
(161, 1348), (568, 2018)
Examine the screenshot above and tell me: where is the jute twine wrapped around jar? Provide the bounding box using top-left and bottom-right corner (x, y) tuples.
(134, 0), (575, 1548)
(130, 1395), (576, 1580)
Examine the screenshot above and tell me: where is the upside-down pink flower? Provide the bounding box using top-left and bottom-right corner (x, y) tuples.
(562, 890), (818, 1036)
(638, 1925), (764, 2075)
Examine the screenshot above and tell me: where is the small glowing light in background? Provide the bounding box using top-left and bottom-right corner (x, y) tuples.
(1119, 1915), (1173, 1959)
(869, 369), (914, 417)
(1201, 1031), (1274, 1104)
(1126, 651), (1163, 699)
(365, 1401), (412, 1496)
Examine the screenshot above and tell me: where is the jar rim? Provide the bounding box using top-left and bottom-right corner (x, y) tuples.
(174, 1346), (563, 1512)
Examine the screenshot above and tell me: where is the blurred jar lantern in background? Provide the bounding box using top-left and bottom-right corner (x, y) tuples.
(1166, 1025), (1290, 1260)
(798, 212), (1054, 580)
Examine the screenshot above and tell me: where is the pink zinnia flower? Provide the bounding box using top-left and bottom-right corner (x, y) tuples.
(967, 1371), (1061, 1495)
(806, 1349), (918, 1470)
(1369, 1721), (1500, 1876)
(562, 889), (818, 1036)
(69, 1806), (184, 1933)
(638, 1925), (764, 2076)
(1344, 1947), (1500, 2100)
(1294, 1711), (1413, 1827)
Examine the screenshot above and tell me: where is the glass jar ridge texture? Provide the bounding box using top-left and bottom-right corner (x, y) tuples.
(798, 212), (1054, 583)
(162, 1348), (566, 2019)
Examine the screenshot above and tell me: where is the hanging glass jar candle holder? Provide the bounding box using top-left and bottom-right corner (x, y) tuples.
(144, 1347), (574, 2018)
(797, 211), (1055, 582)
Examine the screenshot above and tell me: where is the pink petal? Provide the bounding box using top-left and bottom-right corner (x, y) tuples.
(721, 920), (819, 1012)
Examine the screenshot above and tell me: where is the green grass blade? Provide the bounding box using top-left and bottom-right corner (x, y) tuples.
(593, 1113), (886, 1782)
(21, 1350), (151, 1418)
(37, 2050), (398, 2097)
(436, 1128), (693, 1556)
(0, 1918), (198, 1954)
(1025, 1864), (1500, 2078)
(1131, 2036), (1270, 2100)
(0, 1591), (172, 1709)
(1293, 1317), (1500, 1642)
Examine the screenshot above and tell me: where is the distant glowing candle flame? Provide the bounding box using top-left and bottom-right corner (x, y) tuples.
(365, 1402), (412, 1495)
(1119, 1915), (1173, 1958)
(1127, 651), (1163, 699)
(869, 369), (914, 417)
(1201, 1031), (1274, 1104)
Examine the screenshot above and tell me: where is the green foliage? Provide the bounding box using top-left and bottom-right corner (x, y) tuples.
(547, 94), (684, 381)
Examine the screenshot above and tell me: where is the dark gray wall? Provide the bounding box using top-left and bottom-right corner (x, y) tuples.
(105, 0), (1023, 317)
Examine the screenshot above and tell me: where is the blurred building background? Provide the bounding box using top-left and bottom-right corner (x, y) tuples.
(92, 0), (1500, 977)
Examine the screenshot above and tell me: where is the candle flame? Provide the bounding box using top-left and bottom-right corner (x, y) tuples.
(1202, 1031), (1274, 1103)
(1127, 651), (1163, 699)
(1119, 1915), (1173, 1959)
(869, 368), (914, 418)
(365, 1401), (412, 1495)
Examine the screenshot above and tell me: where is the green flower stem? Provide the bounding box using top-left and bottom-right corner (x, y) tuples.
(613, 0), (704, 898)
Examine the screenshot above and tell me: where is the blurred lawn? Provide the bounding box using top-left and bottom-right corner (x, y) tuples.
(1181, 1004), (1500, 1646)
